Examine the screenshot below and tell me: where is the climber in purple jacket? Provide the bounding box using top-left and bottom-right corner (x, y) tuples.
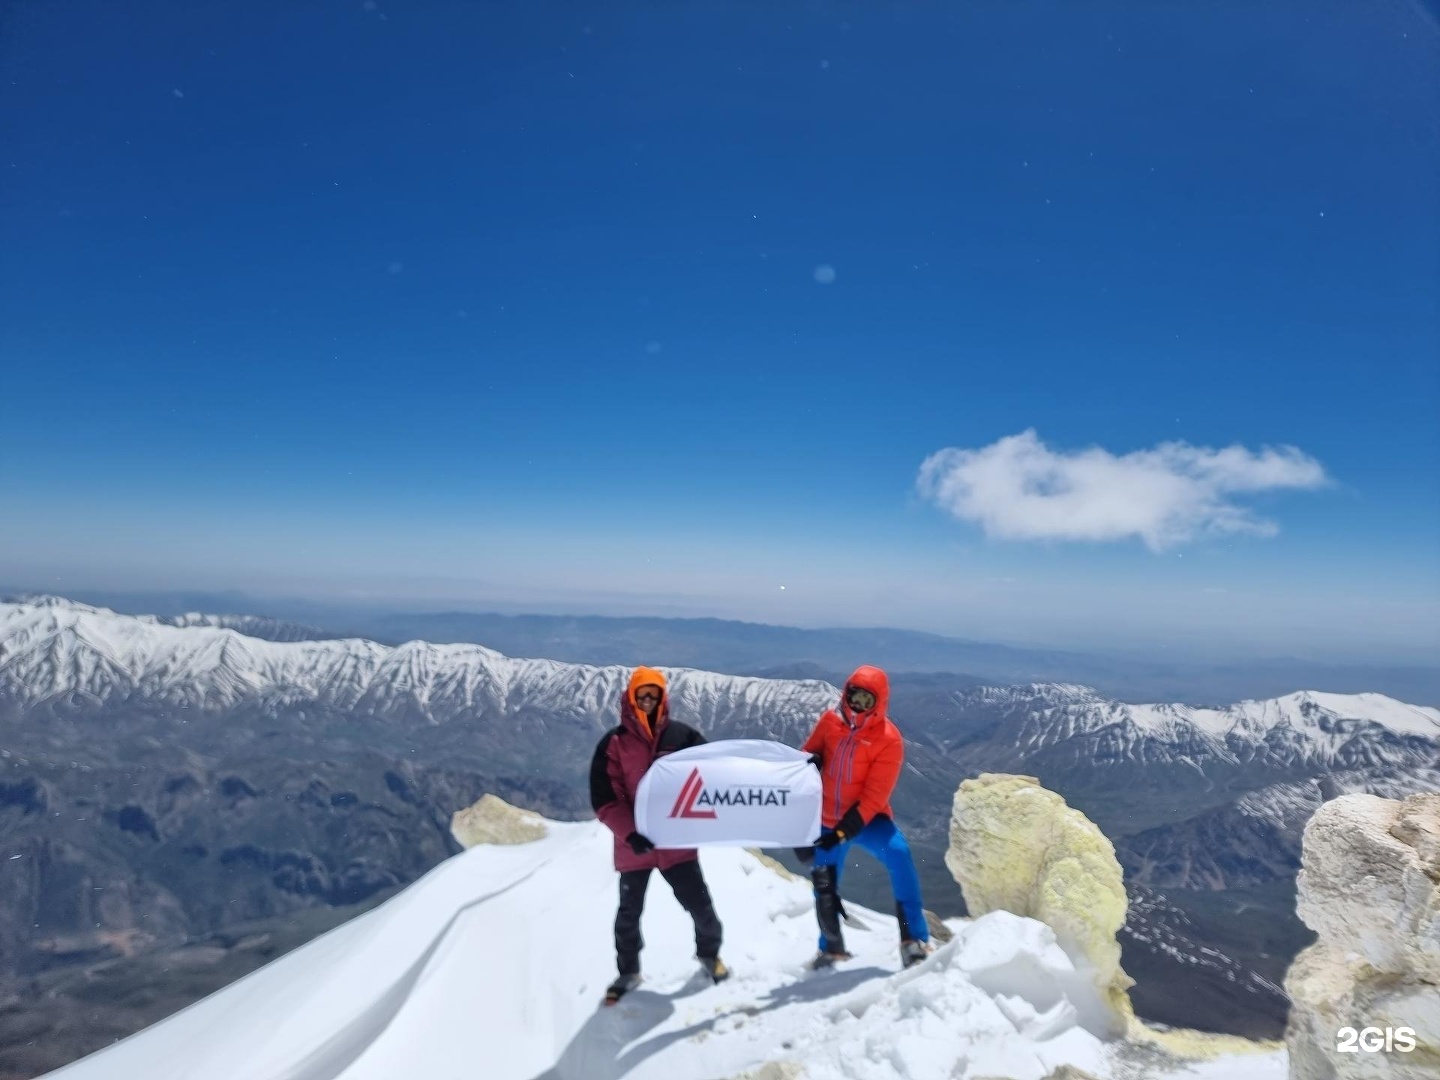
(589, 666), (729, 1003)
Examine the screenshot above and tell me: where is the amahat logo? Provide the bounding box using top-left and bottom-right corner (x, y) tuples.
(669, 768), (792, 819)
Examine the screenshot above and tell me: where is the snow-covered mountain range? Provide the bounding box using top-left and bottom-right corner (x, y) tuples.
(43, 817), (1287, 1080)
(4, 594), (333, 643)
(5, 598), (1434, 773)
(142, 610), (332, 642)
(1118, 764), (1440, 890)
(0, 597), (834, 741)
(939, 681), (1439, 780)
(3, 595), (1437, 1061)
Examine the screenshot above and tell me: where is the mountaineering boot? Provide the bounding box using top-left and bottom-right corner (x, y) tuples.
(699, 956), (731, 983)
(603, 972), (643, 1005)
(812, 865), (846, 956)
(899, 939), (932, 968)
(895, 902), (932, 967)
(808, 948), (854, 971)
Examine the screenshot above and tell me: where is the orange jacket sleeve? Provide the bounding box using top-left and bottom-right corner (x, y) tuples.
(857, 730), (904, 823)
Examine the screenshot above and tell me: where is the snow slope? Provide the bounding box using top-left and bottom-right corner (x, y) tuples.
(46, 821), (1286, 1080)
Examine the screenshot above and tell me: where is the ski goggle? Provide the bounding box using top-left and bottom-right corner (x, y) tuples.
(634, 687), (663, 704)
(845, 687), (877, 711)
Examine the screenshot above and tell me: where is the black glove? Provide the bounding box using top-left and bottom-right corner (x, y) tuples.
(626, 832), (655, 856)
(816, 805), (866, 850)
(807, 753), (823, 770)
(793, 846), (815, 864)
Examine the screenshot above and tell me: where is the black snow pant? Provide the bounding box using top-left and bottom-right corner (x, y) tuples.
(615, 860), (723, 976)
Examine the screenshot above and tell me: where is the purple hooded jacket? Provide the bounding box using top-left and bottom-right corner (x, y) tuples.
(588, 685), (707, 872)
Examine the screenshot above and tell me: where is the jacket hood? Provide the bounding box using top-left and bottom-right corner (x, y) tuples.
(621, 666), (669, 741)
(840, 664), (890, 728)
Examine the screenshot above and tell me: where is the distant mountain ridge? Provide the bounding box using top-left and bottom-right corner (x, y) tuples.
(949, 681), (1439, 773)
(144, 611), (333, 643)
(4, 600), (1433, 774)
(10, 587), (1436, 704)
(346, 610), (1440, 705)
(4, 594), (334, 643)
(0, 598), (834, 741)
(2, 596), (1437, 1043)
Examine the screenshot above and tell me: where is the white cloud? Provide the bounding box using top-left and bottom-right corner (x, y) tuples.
(916, 430), (1328, 550)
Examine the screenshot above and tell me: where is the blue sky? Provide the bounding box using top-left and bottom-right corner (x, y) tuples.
(2, 1), (1437, 663)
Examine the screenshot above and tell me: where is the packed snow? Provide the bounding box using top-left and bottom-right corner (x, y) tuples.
(47, 819), (1286, 1080)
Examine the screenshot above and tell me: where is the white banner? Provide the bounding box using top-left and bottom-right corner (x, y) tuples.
(635, 740), (822, 849)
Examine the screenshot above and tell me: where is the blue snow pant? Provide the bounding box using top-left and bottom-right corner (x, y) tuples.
(812, 814), (930, 952)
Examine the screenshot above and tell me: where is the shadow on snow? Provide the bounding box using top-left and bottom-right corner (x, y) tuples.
(533, 964), (890, 1080)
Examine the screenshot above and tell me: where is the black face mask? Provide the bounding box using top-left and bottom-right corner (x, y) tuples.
(845, 687), (877, 712)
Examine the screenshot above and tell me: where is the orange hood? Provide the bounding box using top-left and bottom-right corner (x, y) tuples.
(840, 664), (890, 727)
(623, 666), (669, 740)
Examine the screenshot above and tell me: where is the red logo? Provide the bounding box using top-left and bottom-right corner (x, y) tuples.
(669, 767), (718, 819)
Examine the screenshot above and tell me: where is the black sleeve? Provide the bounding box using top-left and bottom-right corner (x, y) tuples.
(589, 730), (619, 812)
(657, 721), (706, 752)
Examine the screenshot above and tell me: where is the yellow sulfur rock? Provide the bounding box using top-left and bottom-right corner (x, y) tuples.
(946, 773), (1135, 1036)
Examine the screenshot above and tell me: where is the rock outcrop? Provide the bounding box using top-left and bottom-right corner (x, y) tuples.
(449, 794), (548, 848)
(1285, 792), (1440, 1080)
(946, 773), (1134, 1037)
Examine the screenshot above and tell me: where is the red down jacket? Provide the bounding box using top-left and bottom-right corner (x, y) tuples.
(801, 665), (905, 829)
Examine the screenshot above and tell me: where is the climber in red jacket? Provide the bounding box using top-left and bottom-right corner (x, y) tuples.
(799, 664), (933, 969)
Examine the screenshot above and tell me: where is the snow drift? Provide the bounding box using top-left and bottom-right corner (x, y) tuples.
(46, 816), (1285, 1080)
